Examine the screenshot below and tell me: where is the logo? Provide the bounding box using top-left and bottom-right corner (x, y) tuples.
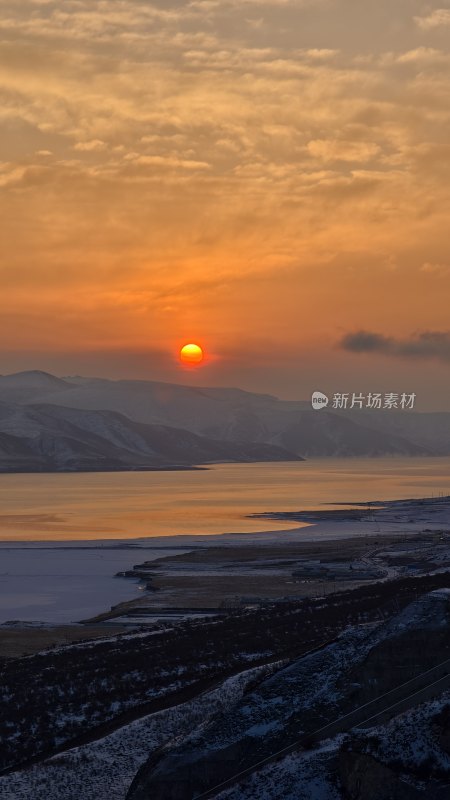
(312, 391), (329, 411)
(311, 391), (416, 411)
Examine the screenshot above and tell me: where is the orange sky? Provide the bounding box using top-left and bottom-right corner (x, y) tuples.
(1, 1), (450, 407)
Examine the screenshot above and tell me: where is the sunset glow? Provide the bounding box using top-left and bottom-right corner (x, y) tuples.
(1, 1), (449, 407)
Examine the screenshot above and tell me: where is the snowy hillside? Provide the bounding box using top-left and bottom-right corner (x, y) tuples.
(128, 590), (450, 799)
(0, 370), (445, 456)
(0, 401), (301, 472)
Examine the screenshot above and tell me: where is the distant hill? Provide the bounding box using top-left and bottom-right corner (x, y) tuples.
(0, 370), (446, 458)
(0, 400), (301, 473)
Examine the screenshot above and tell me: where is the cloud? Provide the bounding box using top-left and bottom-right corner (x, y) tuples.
(340, 330), (450, 363)
(340, 331), (392, 353)
(74, 139), (107, 152)
(189, 0), (323, 9)
(123, 153), (211, 170)
(421, 262), (450, 276)
(414, 9), (450, 30)
(396, 47), (449, 64)
(306, 139), (380, 163)
(0, 0), (449, 379)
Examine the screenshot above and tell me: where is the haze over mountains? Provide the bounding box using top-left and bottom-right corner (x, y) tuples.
(0, 370), (448, 472)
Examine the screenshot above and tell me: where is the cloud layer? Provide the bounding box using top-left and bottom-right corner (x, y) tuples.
(0, 0), (449, 402)
(340, 330), (450, 363)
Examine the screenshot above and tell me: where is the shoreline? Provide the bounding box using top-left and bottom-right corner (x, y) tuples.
(84, 495), (450, 622)
(1, 494), (449, 547)
(0, 495), (448, 653)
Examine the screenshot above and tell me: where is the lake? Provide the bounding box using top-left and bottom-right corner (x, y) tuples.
(0, 547), (187, 624)
(0, 458), (449, 623)
(0, 458), (449, 541)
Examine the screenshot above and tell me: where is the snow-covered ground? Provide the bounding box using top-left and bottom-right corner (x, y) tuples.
(2, 583), (450, 799)
(0, 663), (279, 800)
(187, 590), (450, 759)
(122, 588), (450, 800)
(217, 739), (343, 800)
(248, 496), (450, 543)
(355, 691), (450, 775)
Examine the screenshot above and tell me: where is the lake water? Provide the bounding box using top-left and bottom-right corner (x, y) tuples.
(0, 458), (448, 541)
(0, 547), (187, 624)
(0, 458), (449, 623)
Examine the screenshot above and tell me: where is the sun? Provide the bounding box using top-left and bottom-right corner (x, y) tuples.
(179, 342), (204, 365)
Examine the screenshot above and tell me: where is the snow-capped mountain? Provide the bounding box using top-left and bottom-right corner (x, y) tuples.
(0, 401), (302, 473)
(0, 370), (446, 458)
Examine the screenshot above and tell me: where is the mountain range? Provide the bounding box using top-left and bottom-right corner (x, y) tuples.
(0, 398), (300, 473)
(0, 370), (448, 471)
